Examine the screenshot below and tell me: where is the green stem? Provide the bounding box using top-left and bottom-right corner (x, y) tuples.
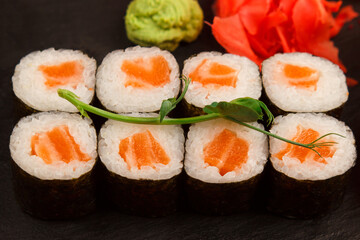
(225, 116), (316, 149)
(173, 76), (190, 106)
(59, 89), (220, 125)
(58, 89), (338, 154)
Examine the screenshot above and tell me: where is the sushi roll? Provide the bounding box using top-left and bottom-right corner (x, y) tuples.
(267, 113), (356, 218)
(184, 119), (268, 215)
(182, 52), (261, 116)
(12, 48), (96, 114)
(9, 112), (98, 219)
(96, 46), (180, 113)
(262, 52), (348, 117)
(98, 114), (184, 217)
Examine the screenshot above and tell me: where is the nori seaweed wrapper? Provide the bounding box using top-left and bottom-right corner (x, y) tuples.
(266, 164), (351, 219)
(180, 99), (205, 117)
(11, 159), (97, 220)
(13, 93), (38, 121)
(259, 89), (344, 120)
(98, 161), (180, 217)
(185, 172), (263, 215)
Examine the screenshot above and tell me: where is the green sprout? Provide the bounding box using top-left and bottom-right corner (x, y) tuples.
(58, 76), (343, 157)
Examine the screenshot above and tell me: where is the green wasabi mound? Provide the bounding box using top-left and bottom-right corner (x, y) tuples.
(125, 0), (203, 51)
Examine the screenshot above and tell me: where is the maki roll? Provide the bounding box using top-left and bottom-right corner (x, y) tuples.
(182, 52), (261, 116)
(12, 48), (96, 114)
(98, 114), (184, 217)
(96, 46), (180, 113)
(184, 119), (268, 215)
(262, 52), (348, 117)
(267, 113), (356, 218)
(9, 112), (98, 219)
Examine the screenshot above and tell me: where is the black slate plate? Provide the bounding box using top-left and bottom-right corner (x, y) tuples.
(1, 0), (360, 239)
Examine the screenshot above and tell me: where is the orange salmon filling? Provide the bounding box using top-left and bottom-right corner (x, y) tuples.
(189, 59), (238, 88)
(274, 126), (335, 164)
(38, 61), (84, 88)
(121, 55), (171, 89)
(281, 63), (319, 90)
(119, 130), (170, 170)
(31, 125), (91, 164)
(203, 129), (249, 176)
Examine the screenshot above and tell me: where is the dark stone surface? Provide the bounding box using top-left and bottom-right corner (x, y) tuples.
(1, 0), (360, 239)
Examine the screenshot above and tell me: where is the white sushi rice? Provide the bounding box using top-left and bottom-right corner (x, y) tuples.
(9, 112), (97, 180)
(96, 46), (180, 113)
(98, 113), (185, 180)
(12, 48), (96, 112)
(270, 113), (356, 180)
(183, 52), (261, 108)
(262, 52), (348, 112)
(185, 119), (268, 183)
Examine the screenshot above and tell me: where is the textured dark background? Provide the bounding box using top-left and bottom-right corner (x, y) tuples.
(1, 0), (360, 239)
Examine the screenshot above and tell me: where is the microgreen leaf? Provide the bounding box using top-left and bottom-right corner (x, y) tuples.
(204, 97), (273, 123)
(229, 98), (263, 116)
(259, 101), (274, 126)
(158, 75), (191, 122)
(229, 98), (274, 125)
(159, 98), (177, 122)
(204, 101), (260, 122)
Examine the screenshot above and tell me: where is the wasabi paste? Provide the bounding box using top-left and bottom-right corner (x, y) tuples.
(125, 0), (203, 51)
